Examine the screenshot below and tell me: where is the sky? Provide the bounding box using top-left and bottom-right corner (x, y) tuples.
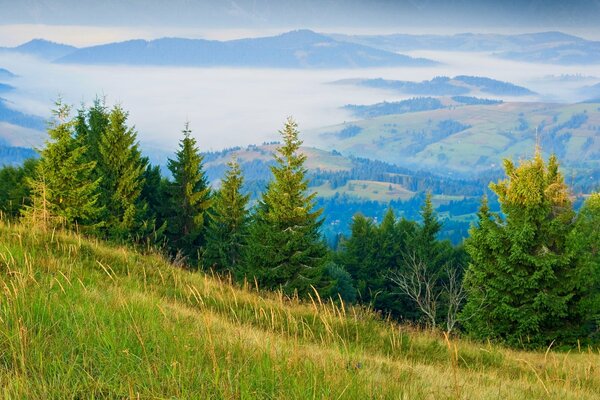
(1, 0), (600, 158)
(1, 0), (600, 44)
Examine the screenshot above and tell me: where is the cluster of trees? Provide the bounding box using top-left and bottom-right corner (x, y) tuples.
(1, 99), (599, 348)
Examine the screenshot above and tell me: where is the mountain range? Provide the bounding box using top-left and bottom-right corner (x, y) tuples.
(0, 30), (436, 69)
(333, 76), (535, 97)
(4, 30), (600, 68)
(333, 31), (600, 65)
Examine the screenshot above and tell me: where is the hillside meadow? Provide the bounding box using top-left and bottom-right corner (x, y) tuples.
(0, 221), (599, 399)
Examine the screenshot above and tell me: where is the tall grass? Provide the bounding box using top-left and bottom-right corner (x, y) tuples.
(0, 221), (598, 399)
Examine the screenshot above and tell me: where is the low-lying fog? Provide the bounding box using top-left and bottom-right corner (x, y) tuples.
(1, 49), (600, 159)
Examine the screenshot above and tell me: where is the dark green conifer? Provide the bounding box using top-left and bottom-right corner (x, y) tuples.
(165, 123), (211, 263)
(245, 117), (327, 296)
(96, 105), (147, 239)
(204, 157), (250, 274)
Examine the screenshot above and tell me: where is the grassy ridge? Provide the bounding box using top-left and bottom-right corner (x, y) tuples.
(0, 222), (599, 399)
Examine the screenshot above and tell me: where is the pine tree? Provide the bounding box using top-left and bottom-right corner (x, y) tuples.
(337, 213), (378, 302)
(0, 158), (37, 218)
(74, 97), (109, 170)
(165, 123), (211, 263)
(204, 157), (250, 274)
(245, 117), (327, 296)
(24, 100), (100, 229)
(462, 149), (587, 347)
(410, 192), (450, 269)
(570, 193), (600, 335)
(96, 105), (147, 239)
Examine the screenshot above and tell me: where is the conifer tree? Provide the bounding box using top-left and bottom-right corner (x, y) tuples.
(570, 193), (600, 334)
(74, 97), (109, 170)
(337, 214), (378, 301)
(245, 117), (327, 296)
(204, 157), (250, 274)
(96, 105), (147, 239)
(462, 149), (588, 347)
(0, 158), (37, 218)
(24, 100), (100, 229)
(165, 123), (211, 262)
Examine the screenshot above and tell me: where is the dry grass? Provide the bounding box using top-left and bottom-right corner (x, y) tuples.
(0, 221), (598, 399)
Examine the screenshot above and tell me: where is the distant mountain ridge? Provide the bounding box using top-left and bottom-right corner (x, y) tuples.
(0, 39), (78, 60)
(53, 30), (436, 68)
(334, 76), (535, 97)
(332, 31), (600, 65)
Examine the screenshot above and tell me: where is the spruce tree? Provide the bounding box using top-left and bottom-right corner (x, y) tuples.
(245, 117), (327, 296)
(204, 157), (250, 274)
(0, 158), (37, 218)
(570, 193), (600, 335)
(165, 123), (211, 263)
(24, 100), (100, 229)
(96, 105), (147, 239)
(74, 97), (109, 171)
(462, 149), (587, 347)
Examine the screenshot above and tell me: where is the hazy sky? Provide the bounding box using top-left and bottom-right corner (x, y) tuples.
(1, 0), (600, 42)
(1, 0), (600, 160)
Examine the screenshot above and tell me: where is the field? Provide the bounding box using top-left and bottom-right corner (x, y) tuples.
(312, 101), (600, 175)
(0, 221), (599, 399)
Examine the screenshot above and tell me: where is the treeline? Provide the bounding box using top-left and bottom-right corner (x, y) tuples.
(1, 99), (599, 348)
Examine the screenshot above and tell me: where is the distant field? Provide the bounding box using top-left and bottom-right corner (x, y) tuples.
(314, 179), (416, 202)
(312, 101), (600, 175)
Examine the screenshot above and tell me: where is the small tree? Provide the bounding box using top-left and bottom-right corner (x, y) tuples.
(245, 117), (327, 296)
(24, 100), (100, 229)
(204, 157), (250, 274)
(165, 123), (211, 263)
(96, 105), (147, 239)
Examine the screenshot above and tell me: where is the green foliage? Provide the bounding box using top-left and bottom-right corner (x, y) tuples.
(0, 158), (37, 218)
(245, 117), (327, 296)
(165, 123), (211, 263)
(462, 150), (593, 347)
(95, 105), (149, 240)
(321, 261), (357, 303)
(570, 193), (600, 338)
(204, 158), (249, 274)
(23, 100), (100, 229)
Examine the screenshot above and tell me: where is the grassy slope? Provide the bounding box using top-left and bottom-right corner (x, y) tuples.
(0, 222), (599, 399)
(313, 102), (600, 174)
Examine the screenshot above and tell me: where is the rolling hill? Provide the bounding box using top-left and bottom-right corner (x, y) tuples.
(333, 76), (535, 97)
(313, 100), (600, 178)
(54, 30), (436, 68)
(1, 222), (598, 398)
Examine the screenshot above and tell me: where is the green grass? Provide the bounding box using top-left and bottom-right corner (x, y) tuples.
(1, 221), (599, 399)
(311, 101), (600, 174)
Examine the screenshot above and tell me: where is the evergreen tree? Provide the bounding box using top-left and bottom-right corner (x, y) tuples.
(0, 158), (37, 218)
(96, 105), (147, 239)
(570, 193), (600, 337)
(336, 213), (378, 303)
(24, 100), (100, 229)
(245, 117), (327, 296)
(165, 123), (211, 263)
(462, 150), (588, 347)
(204, 157), (250, 274)
(321, 261), (357, 303)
